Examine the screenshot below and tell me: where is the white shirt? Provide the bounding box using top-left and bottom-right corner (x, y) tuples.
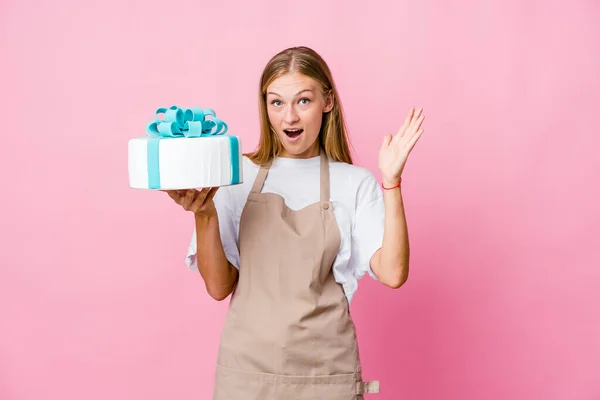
(185, 154), (385, 304)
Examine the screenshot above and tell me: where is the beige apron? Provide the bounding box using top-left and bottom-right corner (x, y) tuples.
(213, 149), (380, 399)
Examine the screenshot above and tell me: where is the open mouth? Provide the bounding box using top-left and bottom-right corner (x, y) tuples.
(284, 128), (304, 140)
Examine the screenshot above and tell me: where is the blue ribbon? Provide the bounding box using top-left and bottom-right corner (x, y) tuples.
(146, 106), (229, 138)
(145, 105), (240, 189)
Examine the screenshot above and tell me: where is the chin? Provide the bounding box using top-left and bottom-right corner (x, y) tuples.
(278, 136), (319, 158)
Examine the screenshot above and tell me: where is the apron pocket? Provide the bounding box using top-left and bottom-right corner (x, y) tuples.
(214, 363), (278, 400)
(214, 363), (375, 400)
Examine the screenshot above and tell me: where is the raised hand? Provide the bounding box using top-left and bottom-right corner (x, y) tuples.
(378, 107), (425, 187)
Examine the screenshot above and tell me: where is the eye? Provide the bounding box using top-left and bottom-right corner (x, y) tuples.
(299, 98), (310, 105)
(271, 100), (282, 107)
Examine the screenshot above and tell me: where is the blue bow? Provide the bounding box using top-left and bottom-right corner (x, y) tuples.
(146, 105), (228, 138)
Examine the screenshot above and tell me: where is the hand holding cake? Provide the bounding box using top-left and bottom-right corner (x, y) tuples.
(162, 188), (219, 217)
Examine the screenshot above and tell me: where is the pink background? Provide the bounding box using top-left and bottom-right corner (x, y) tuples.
(1, 0), (599, 399)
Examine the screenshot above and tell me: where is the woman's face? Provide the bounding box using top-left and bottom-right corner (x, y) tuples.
(266, 72), (333, 158)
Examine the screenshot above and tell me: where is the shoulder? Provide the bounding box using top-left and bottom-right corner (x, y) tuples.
(214, 155), (257, 209)
(329, 160), (382, 209)
(242, 154), (260, 169)
(330, 161), (381, 196)
(234, 155), (259, 182)
(235, 155), (259, 191)
(329, 160), (374, 179)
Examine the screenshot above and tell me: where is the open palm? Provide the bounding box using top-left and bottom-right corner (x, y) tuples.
(379, 107), (425, 186)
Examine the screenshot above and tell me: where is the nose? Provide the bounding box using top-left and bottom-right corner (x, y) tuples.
(283, 104), (300, 125)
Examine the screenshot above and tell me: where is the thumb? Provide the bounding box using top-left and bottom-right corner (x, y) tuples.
(381, 133), (392, 147)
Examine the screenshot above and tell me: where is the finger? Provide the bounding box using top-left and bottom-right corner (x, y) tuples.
(190, 187), (219, 213)
(197, 187), (214, 205)
(190, 189), (208, 211)
(396, 108), (414, 138)
(408, 108), (422, 126)
(206, 187), (219, 202)
(406, 128), (424, 151)
(407, 112), (425, 138)
(164, 190), (181, 202)
(201, 186), (214, 197)
(381, 133), (392, 147)
(181, 189), (197, 209)
(393, 108), (417, 145)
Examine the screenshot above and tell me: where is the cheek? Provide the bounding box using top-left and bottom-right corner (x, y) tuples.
(304, 109), (323, 130)
(267, 109), (281, 127)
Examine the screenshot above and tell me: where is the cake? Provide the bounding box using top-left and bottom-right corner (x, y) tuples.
(128, 106), (242, 190)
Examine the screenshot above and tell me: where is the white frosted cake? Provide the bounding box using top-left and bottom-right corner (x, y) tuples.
(128, 106), (242, 190)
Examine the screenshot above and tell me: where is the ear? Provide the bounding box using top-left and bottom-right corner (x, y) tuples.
(323, 90), (334, 113)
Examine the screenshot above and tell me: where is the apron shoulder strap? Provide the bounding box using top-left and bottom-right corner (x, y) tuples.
(250, 161), (271, 194)
(319, 149), (331, 208)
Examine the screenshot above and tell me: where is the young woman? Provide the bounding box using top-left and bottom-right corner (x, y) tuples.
(165, 46), (424, 399)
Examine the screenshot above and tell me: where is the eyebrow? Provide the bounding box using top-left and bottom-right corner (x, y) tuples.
(266, 89), (313, 97)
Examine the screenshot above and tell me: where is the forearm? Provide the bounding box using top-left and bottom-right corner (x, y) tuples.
(372, 184), (410, 288)
(194, 213), (239, 301)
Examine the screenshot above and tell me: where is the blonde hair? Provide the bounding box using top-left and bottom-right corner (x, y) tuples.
(245, 46), (354, 166)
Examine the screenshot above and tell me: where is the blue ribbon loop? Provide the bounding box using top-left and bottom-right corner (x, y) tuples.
(146, 105), (228, 138)
(144, 105), (239, 189)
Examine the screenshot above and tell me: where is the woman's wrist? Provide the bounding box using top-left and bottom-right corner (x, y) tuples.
(382, 177), (402, 190)
(194, 210), (218, 227)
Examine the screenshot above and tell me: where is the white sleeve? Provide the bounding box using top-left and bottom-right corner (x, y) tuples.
(350, 173), (384, 281)
(184, 185), (242, 272)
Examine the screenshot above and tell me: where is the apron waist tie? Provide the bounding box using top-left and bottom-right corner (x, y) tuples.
(356, 380), (380, 394)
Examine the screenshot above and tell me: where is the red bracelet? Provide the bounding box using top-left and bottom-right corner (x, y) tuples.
(382, 178), (402, 190)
